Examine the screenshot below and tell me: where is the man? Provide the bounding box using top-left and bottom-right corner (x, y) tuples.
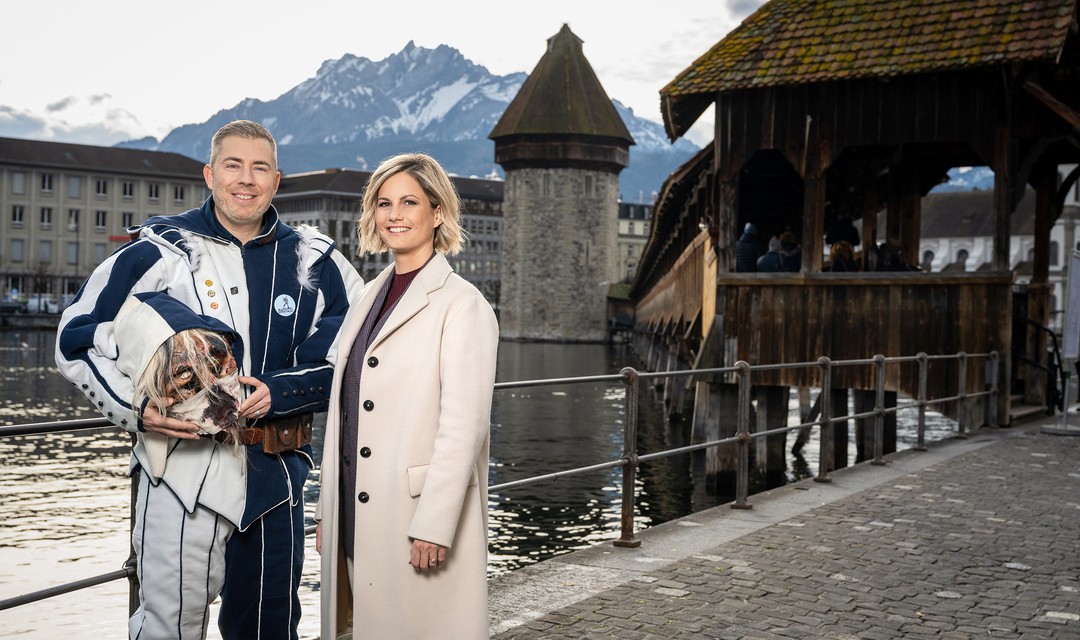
(55, 120), (363, 639)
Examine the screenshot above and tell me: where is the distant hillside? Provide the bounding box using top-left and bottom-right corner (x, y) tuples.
(117, 42), (699, 204)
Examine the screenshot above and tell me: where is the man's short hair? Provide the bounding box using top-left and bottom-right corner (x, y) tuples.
(209, 120), (278, 169)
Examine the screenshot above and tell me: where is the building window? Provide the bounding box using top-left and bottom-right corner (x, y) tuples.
(149, 183), (161, 201)
(96, 179), (109, 198)
(11, 238), (24, 262)
(1051, 241), (1060, 266)
(95, 210), (107, 230)
(122, 212), (134, 229)
(12, 172), (25, 195)
(41, 174), (54, 193)
(68, 209), (80, 230)
(123, 181), (135, 199)
(956, 249), (969, 266)
(174, 186), (185, 202)
(628, 222), (635, 234)
(67, 176), (82, 198)
(39, 240), (53, 263)
(67, 241), (79, 265)
(94, 243), (107, 264)
(40, 207), (53, 229)
(11, 205), (24, 226)
(922, 250), (935, 269)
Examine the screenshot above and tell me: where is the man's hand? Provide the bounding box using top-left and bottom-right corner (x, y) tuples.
(140, 403), (201, 439)
(239, 375), (271, 420)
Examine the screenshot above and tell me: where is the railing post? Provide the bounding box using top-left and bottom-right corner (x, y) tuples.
(916, 352), (928, 451)
(613, 367), (642, 548)
(957, 351), (968, 438)
(732, 361), (753, 509)
(872, 354), (887, 465)
(814, 357), (833, 483)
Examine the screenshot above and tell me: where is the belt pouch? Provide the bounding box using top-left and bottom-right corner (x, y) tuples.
(263, 414), (314, 454)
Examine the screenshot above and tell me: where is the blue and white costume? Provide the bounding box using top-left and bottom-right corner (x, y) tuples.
(56, 198), (363, 639)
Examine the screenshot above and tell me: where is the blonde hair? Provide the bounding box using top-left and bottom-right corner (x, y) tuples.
(356, 153), (465, 256)
(134, 329), (233, 414)
(209, 120), (278, 169)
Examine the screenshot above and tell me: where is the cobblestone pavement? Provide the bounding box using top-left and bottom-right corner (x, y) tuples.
(491, 429), (1080, 639)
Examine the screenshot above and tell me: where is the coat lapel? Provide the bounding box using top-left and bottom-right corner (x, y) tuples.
(367, 253), (452, 352)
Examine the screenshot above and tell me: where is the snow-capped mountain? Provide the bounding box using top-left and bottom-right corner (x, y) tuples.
(120, 42), (700, 203)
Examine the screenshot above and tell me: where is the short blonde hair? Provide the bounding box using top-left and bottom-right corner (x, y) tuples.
(209, 120), (278, 169)
(357, 153), (465, 256)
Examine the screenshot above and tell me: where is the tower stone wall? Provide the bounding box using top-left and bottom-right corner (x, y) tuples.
(500, 167), (618, 341)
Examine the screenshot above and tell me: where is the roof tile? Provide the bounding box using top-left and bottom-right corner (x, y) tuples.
(663, 0), (1076, 97)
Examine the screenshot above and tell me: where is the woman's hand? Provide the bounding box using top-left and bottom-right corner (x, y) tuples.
(140, 403), (200, 439)
(409, 538), (446, 571)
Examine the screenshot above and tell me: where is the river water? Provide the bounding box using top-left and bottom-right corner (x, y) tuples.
(0, 329), (958, 638)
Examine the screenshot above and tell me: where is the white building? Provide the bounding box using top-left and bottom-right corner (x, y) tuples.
(916, 165), (1080, 333)
(0, 137), (208, 305)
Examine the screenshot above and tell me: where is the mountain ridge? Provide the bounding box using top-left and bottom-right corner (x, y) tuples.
(117, 42), (700, 203)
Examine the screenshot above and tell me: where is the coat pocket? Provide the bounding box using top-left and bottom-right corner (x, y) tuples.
(407, 464), (429, 498)
(406, 464), (479, 497)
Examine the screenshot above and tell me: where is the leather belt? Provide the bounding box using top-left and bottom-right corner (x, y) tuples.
(210, 426), (264, 446)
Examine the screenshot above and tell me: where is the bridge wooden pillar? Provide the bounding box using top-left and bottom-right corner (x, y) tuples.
(692, 381), (739, 498)
(1025, 163), (1055, 406)
(754, 385), (789, 488)
(852, 389), (897, 462)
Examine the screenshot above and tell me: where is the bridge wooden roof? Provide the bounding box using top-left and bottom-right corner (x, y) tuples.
(662, 0), (1077, 140)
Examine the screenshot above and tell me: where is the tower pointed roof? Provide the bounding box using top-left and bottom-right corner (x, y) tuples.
(490, 23), (633, 143)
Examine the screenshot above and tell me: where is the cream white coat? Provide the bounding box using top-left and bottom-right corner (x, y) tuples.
(317, 253), (498, 639)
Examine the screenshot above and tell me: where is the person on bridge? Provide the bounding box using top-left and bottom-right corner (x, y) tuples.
(735, 222), (764, 272)
(55, 119), (363, 640)
(315, 152), (499, 640)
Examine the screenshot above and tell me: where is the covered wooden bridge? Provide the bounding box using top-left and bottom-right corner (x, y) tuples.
(629, 0), (1080, 488)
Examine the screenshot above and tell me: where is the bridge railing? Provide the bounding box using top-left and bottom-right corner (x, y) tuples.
(0, 350), (998, 615)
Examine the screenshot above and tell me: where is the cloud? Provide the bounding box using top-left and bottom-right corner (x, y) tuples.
(727, 0), (767, 17)
(45, 96), (77, 113)
(0, 106), (52, 138)
(0, 101), (155, 146)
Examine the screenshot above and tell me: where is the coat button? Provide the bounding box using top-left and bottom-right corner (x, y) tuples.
(360, 447), (371, 458)
(363, 400), (374, 411)
(358, 492), (369, 503)
(367, 356), (379, 367)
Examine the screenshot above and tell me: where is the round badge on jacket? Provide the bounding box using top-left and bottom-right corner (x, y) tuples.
(274, 294), (297, 317)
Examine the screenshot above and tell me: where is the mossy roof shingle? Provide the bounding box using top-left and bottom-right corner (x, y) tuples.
(662, 0), (1076, 137)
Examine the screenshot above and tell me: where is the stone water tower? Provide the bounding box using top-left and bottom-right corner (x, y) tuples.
(490, 24), (634, 342)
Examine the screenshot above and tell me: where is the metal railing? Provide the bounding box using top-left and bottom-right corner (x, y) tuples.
(0, 350), (998, 614)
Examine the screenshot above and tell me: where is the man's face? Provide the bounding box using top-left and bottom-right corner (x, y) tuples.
(203, 135), (280, 240)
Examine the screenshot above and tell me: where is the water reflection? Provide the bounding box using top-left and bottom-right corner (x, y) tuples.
(0, 330), (960, 638)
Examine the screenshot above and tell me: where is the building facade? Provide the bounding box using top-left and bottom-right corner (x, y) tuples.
(618, 201), (652, 283)
(0, 137), (208, 306)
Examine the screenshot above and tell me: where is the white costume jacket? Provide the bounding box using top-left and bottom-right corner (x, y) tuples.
(56, 198), (363, 527)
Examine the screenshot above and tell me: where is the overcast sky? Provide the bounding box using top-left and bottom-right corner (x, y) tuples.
(0, 0), (764, 149)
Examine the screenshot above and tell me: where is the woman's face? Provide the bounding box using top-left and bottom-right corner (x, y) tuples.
(375, 171), (442, 271)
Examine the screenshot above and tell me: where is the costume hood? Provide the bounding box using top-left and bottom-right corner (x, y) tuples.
(115, 291), (244, 478)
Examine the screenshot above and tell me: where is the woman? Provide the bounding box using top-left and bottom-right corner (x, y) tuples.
(316, 153), (499, 639)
